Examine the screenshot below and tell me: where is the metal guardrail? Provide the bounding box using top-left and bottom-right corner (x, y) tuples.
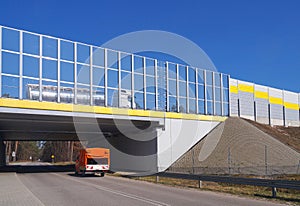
(168, 165), (300, 176)
(157, 172), (300, 198)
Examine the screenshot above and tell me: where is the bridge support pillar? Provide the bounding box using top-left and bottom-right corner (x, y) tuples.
(0, 140), (5, 166)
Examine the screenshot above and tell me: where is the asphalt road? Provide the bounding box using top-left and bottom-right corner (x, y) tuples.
(0, 172), (282, 206)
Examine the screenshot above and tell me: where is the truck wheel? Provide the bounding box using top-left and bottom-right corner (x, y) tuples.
(75, 171), (78, 176)
(80, 170), (85, 177)
(100, 172), (105, 177)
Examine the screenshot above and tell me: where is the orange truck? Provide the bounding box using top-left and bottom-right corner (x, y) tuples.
(75, 148), (110, 177)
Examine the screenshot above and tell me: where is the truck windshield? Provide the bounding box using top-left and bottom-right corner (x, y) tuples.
(87, 158), (108, 165)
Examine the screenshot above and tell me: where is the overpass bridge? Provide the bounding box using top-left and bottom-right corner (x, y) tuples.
(0, 98), (225, 174)
(0, 25), (228, 174)
(0, 25), (299, 174)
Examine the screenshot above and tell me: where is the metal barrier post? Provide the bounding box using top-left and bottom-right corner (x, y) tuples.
(272, 187), (277, 198)
(198, 180), (202, 189)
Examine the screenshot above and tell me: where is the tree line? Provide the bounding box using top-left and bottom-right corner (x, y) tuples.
(5, 141), (83, 163)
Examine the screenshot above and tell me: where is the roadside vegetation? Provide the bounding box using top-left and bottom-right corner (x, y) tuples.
(5, 141), (83, 163)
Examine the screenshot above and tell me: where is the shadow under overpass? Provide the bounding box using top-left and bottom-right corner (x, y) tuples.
(0, 164), (75, 173)
(0, 111), (162, 173)
(0, 112), (157, 141)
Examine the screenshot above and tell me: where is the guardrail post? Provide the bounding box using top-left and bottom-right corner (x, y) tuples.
(156, 176), (159, 183)
(272, 187), (277, 198)
(198, 180), (202, 189)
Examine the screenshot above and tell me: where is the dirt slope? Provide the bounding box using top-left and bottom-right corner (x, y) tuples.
(245, 119), (300, 153)
(169, 117), (300, 175)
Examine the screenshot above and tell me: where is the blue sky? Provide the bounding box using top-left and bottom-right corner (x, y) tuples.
(0, 0), (299, 92)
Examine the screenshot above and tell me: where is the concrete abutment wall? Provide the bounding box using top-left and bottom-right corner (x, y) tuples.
(0, 140), (5, 166)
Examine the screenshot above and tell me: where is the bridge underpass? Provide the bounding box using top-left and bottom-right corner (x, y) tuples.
(0, 106), (162, 173)
(0, 101), (225, 175)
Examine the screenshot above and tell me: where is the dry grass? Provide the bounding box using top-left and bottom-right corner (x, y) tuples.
(128, 175), (300, 205)
(51, 161), (75, 166)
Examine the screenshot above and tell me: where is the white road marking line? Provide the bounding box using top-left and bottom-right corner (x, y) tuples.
(52, 173), (170, 206)
(15, 173), (46, 206)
